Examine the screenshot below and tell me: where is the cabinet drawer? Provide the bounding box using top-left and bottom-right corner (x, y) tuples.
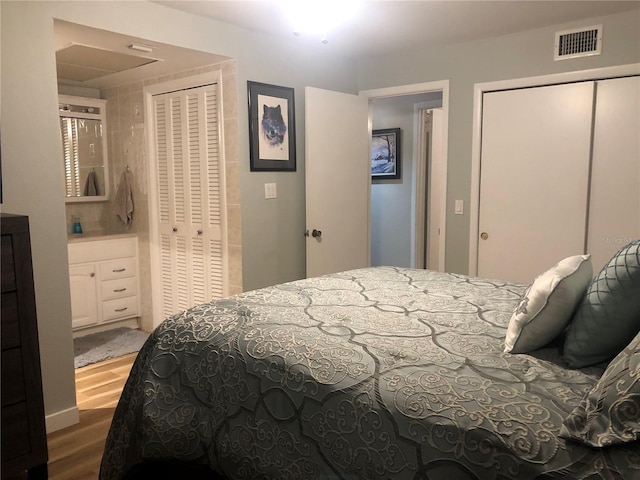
(1, 348), (26, 406)
(1, 292), (20, 350)
(102, 296), (138, 322)
(1, 402), (30, 461)
(100, 276), (137, 301)
(1, 235), (15, 292)
(99, 258), (137, 281)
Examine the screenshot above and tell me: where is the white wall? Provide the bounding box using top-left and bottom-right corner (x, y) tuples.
(358, 9), (640, 274)
(0, 0), (357, 430)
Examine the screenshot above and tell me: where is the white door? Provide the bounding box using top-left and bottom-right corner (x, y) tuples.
(148, 79), (227, 325)
(477, 82), (595, 284)
(587, 76), (640, 271)
(305, 87), (370, 277)
(426, 108), (444, 270)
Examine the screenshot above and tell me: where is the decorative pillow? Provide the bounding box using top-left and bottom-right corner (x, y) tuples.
(563, 240), (640, 368)
(504, 254), (592, 354)
(560, 331), (640, 447)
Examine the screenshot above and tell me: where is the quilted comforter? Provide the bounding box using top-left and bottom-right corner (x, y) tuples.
(100, 267), (639, 479)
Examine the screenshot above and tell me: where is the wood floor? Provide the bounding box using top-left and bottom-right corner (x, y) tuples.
(46, 353), (136, 480)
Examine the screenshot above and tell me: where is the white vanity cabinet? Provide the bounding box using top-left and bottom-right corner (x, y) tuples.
(68, 236), (140, 331)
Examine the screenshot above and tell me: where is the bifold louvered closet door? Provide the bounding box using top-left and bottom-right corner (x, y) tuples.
(151, 82), (227, 320)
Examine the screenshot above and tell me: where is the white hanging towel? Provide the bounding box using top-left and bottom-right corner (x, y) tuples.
(115, 168), (134, 228)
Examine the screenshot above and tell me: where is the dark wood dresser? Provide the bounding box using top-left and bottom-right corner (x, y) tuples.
(1, 213), (48, 479)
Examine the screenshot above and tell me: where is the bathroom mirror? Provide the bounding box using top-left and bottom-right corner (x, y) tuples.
(59, 94), (110, 202)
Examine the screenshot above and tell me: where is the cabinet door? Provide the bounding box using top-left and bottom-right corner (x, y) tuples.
(69, 264), (98, 329)
(587, 76), (640, 271)
(477, 82), (594, 284)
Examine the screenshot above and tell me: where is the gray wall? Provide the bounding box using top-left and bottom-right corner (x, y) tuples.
(371, 97), (414, 267)
(358, 11), (640, 273)
(0, 0), (356, 427)
(371, 92), (442, 267)
(358, 9), (640, 274)
(371, 94), (439, 267)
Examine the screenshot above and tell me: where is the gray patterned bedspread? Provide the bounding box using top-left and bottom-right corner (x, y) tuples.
(100, 267), (640, 480)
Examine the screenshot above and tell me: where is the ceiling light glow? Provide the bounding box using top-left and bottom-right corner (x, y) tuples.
(280, 0), (361, 43)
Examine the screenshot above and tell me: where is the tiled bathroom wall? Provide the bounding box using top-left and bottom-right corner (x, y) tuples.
(62, 59), (242, 331)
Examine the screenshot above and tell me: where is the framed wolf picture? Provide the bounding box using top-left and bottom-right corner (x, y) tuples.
(247, 81), (296, 172)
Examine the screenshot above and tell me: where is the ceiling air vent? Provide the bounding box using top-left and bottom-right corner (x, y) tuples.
(554, 25), (602, 61)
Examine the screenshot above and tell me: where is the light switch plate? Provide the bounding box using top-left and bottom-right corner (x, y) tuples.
(265, 183), (277, 199)
(455, 200), (464, 215)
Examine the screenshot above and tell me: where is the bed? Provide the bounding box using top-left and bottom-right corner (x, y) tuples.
(99, 264), (640, 480)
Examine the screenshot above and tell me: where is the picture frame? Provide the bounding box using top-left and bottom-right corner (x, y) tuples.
(371, 128), (401, 180)
(247, 81), (296, 172)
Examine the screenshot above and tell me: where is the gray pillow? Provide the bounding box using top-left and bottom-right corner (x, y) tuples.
(560, 331), (640, 447)
(563, 239), (640, 368)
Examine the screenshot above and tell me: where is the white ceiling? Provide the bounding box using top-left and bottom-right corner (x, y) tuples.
(156, 0), (640, 59)
(55, 1), (639, 89)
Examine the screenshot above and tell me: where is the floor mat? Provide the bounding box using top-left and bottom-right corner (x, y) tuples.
(74, 327), (149, 368)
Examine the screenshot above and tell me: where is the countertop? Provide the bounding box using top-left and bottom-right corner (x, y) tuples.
(67, 232), (138, 244)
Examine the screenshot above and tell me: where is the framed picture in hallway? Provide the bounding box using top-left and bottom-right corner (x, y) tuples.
(371, 128), (401, 180)
(247, 81), (296, 172)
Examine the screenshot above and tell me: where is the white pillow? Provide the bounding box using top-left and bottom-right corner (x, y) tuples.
(504, 254), (592, 354)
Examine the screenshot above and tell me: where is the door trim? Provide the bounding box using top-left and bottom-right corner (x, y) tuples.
(468, 63), (640, 276)
(414, 106), (431, 269)
(360, 80), (450, 271)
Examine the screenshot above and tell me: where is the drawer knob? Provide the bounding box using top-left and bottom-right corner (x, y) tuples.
(90, 272), (95, 278)
(115, 307), (128, 312)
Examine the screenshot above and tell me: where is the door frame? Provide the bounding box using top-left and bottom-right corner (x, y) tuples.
(468, 63), (640, 276)
(143, 70), (227, 328)
(360, 80), (450, 271)
(417, 105), (444, 270)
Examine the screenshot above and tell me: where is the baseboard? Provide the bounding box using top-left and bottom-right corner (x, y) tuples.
(45, 405), (80, 434)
